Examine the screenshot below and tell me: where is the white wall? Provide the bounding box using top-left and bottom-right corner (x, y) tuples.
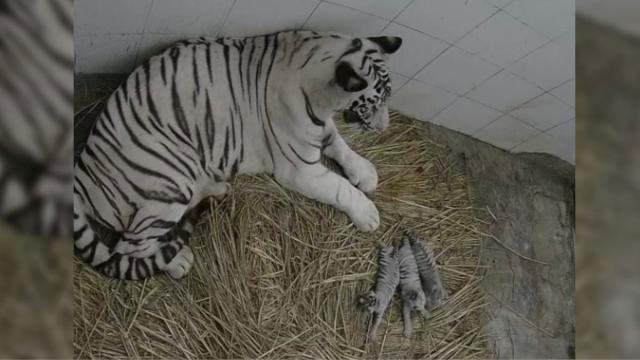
(75, 0), (575, 163)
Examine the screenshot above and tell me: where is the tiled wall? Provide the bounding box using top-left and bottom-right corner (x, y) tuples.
(76, 0), (575, 163)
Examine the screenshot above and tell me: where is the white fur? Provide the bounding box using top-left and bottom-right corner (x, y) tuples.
(74, 31), (397, 279)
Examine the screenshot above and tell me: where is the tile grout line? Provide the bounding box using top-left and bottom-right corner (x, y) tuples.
(544, 117), (574, 132)
(321, 0), (572, 156)
(217, 0), (238, 36)
(300, 0), (322, 29)
(395, 6), (504, 122)
(509, 124), (575, 155)
(408, 44), (453, 80)
(390, 0), (416, 22)
(379, 0), (415, 34)
(130, 0), (155, 72)
(385, 21), (454, 48)
(414, 25), (572, 133)
(322, 0), (395, 22)
(509, 131), (545, 151)
(499, 81), (576, 133)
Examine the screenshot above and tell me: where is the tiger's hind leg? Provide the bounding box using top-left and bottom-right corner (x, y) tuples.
(156, 236), (194, 279)
(153, 206), (207, 279)
(95, 238), (194, 280)
(98, 219), (197, 280)
(113, 196), (208, 258)
(106, 212), (202, 279)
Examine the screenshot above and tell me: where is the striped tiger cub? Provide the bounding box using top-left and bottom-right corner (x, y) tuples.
(74, 31), (402, 280)
(396, 235), (428, 338)
(358, 245), (399, 342)
(404, 230), (448, 312)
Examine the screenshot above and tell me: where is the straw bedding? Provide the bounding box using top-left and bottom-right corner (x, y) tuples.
(74, 111), (489, 359)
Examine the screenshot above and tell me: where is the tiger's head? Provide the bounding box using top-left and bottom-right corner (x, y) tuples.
(334, 36), (402, 132)
(357, 290), (378, 313)
(401, 288), (429, 317)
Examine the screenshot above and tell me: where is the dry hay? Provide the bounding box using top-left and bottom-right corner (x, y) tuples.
(0, 228), (72, 358)
(74, 111), (489, 359)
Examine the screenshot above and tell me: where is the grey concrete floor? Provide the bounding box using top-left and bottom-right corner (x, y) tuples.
(74, 72), (575, 359)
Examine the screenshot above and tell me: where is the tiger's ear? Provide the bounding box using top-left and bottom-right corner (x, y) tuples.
(367, 36), (402, 54)
(335, 61), (368, 92)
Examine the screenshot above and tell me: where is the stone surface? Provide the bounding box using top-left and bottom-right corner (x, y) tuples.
(416, 122), (575, 359)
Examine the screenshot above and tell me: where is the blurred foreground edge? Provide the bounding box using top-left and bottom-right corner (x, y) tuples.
(576, 10), (640, 359)
(0, 0), (73, 357)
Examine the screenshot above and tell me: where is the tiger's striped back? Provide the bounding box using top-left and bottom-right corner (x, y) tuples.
(359, 245), (399, 342)
(373, 245), (399, 310)
(405, 230), (448, 311)
(396, 236), (427, 310)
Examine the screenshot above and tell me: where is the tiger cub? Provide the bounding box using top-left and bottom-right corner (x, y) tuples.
(358, 245), (399, 342)
(74, 31), (402, 280)
(404, 230), (448, 312)
(396, 235), (428, 338)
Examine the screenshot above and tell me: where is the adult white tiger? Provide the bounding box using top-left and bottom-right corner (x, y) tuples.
(74, 30), (402, 280)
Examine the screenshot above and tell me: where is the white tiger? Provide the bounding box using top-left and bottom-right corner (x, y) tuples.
(74, 30), (402, 280)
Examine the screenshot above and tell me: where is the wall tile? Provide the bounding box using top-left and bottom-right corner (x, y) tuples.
(503, 0), (574, 39)
(483, 0), (515, 9)
(76, 0), (152, 35)
(326, 0), (412, 19)
(415, 45), (500, 95)
(550, 80), (575, 107)
(395, 0), (497, 43)
(546, 119), (575, 146)
(473, 115), (540, 149)
(390, 72), (411, 94)
(223, 0), (318, 37)
(389, 80), (458, 121)
(508, 32), (575, 91)
(305, 2), (389, 37)
(509, 93), (574, 131)
(513, 132), (574, 163)
(146, 0), (234, 35)
(383, 22), (448, 77)
(135, 34), (194, 67)
(76, 34), (141, 73)
(431, 97), (503, 134)
(466, 71), (543, 112)
(457, 11), (547, 67)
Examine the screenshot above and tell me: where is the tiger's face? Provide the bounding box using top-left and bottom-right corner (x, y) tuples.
(343, 63), (392, 131)
(334, 36), (402, 132)
(424, 283), (446, 311)
(402, 288), (428, 315)
(357, 291), (378, 313)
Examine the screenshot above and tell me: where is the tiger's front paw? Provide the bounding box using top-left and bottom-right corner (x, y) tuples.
(165, 246), (194, 279)
(346, 157), (378, 194)
(350, 197), (380, 232)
